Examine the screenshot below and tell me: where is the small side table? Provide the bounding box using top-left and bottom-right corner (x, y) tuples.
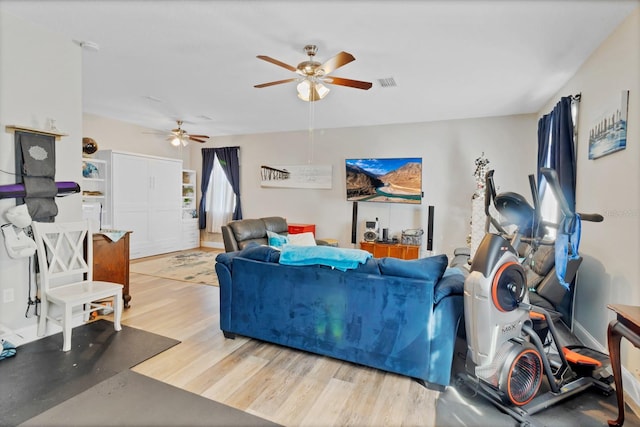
(607, 304), (640, 427)
(93, 231), (132, 308)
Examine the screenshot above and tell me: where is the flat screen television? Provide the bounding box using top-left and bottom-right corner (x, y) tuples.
(345, 157), (422, 204)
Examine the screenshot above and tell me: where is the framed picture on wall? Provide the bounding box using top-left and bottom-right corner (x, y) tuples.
(260, 164), (332, 189)
(588, 90), (629, 160)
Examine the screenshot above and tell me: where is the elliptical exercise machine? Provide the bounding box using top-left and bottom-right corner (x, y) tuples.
(459, 168), (612, 426)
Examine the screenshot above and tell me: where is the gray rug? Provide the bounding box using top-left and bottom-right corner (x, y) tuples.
(20, 370), (281, 426)
(0, 320), (179, 426)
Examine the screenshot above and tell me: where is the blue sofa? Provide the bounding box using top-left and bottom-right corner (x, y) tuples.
(214, 244), (466, 389)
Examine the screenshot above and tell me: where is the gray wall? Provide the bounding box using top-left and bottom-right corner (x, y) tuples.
(0, 11), (82, 336)
(539, 6), (640, 391)
(190, 114), (537, 258)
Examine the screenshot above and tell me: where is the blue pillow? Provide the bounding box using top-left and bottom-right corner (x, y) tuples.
(238, 244), (281, 263)
(215, 251), (238, 271)
(378, 254), (448, 282)
(216, 242), (262, 271)
(267, 230), (289, 248)
(433, 268), (466, 304)
(344, 257), (381, 275)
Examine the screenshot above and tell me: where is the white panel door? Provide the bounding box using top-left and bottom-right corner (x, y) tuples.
(148, 158), (182, 255)
(111, 153), (152, 256)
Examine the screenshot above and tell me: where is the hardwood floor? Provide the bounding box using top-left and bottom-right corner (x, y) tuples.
(118, 270), (439, 426)
(111, 249), (640, 426)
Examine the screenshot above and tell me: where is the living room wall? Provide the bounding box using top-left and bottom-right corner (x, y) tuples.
(83, 113), (191, 167)
(0, 11), (82, 337)
(191, 114), (538, 259)
(538, 6), (640, 398)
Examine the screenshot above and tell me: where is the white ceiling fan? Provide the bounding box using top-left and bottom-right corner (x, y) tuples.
(166, 120), (209, 146)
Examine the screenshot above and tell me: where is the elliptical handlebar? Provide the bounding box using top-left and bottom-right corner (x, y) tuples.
(484, 168), (604, 247)
(484, 169), (509, 235)
(579, 213), (604, 223)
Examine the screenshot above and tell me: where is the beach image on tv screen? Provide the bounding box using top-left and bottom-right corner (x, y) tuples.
(345, 157), (422, 204)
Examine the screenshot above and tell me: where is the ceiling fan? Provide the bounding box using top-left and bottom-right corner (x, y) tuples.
(167, 120), (209, 146)
(254, 44), (373, 102)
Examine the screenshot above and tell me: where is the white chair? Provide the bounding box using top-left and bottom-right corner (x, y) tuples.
(32, 220), (123, 351)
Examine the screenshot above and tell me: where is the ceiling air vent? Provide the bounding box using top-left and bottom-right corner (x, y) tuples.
(377, 77), (397, 88)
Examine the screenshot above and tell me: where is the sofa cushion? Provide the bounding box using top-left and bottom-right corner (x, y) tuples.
(215, 243), (281, 271)
(287, 232), (317, 246)
(262, 216), (288, 234)
(229, 218), (268, 242)
(344, 257), (381, 275)
(267, 230), (289, 248)
(378, 254), (448, 283)
(239, 244), (281, 263)
(433, 267), (466, 304)
(215, 251), (239, 271)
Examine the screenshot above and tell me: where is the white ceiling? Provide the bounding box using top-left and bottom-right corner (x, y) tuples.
(1, 0), (637, 138)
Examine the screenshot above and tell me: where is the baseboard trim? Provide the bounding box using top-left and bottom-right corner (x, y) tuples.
(10, 318), (83, 348)
(574, 320), (640, 410)
(201, 241), (224, 249)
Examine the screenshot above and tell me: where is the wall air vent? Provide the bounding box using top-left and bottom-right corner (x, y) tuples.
(377, 77), (397, 88)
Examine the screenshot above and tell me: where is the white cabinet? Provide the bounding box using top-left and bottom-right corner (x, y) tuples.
(181, 170), (199, 250)
(181, 170), (197, 220)
(97, 150), (182, 259)
(81, 158), (107, 229)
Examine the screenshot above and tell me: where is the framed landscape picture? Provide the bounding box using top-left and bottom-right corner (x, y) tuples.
(260, 164), (332, 189)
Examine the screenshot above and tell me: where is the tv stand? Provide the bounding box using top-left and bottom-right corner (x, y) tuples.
(360, 241), (419, 260)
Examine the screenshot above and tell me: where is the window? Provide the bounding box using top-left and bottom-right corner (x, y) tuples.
(539, 100), (579, 237)
(205, 155), (235, 233)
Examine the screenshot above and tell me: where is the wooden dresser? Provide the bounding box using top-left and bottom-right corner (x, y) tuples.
(92, 231), (131, 307)
(360, 241), (420, 260)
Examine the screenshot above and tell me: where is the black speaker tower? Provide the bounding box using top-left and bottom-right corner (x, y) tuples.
(351, 202), (358, 244)
(427, 205), (434, 251)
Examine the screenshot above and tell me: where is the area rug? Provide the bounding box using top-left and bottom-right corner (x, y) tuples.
(0, 319), (179, 426)
(20, 370), (281, 426)
(130, 250), (221, 286)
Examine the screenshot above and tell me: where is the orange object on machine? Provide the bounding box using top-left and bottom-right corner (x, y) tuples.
(562, 347), (602, 367)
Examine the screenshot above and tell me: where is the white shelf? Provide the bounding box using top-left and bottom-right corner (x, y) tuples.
(82, 158), (108, 223)
(181, 170), (199, 248)
(181, 169), (196, 215)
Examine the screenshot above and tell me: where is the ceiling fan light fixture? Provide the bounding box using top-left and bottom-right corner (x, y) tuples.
(170, 136), (182, 147)
(297, 79), (330, 102)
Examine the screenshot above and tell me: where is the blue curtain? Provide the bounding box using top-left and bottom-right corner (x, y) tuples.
(198, 146), (242, 229)
(537, 96), (576, 213)
(537, 96), (579, 315)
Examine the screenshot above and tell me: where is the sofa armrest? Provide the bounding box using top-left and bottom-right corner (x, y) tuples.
(221, 225), (239, 252)
(215, 260), (233, 331)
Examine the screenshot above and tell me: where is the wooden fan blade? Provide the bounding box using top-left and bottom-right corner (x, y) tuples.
(188, 134), (209, 138)
(324, 76), (372, 90)
(257, 55), (297, 72)
(254, 78), (298, 88)
(189, 136), (207, 143)
(319, 51), (355, 75)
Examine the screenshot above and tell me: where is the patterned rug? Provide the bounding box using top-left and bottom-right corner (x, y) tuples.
(130, 250), (221, 286)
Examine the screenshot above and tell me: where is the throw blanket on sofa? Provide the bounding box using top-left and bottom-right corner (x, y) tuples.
(279, 245), (371, 271)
